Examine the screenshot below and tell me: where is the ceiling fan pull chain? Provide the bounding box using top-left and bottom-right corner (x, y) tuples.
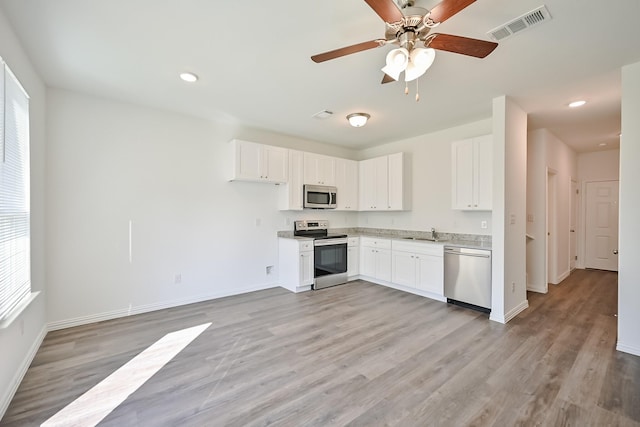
(405, 81), (409, 95)
(416, 79), (420, 102)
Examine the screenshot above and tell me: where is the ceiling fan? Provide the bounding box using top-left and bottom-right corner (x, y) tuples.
(311, 0), (498, 91)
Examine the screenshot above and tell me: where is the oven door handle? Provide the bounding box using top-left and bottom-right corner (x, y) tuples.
(314, 238), (348, 247)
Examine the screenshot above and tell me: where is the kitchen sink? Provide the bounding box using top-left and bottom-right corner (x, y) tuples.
(402, 236), (449, 242)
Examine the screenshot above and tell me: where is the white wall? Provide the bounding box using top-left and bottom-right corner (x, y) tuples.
(0, 7), (47, 418)
(578, 149), (620, 182)
(45, 88), (359, 328)
(576, 149), (619, 269)
(491, 96), (528, 323)
(618, 61), (640, 356)
(356, 118), (493, 235)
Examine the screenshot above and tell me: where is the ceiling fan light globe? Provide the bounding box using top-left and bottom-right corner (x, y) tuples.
(385, 48), (409, 69)
(411, 48), (436, 68)
(381, 64), (401, 81)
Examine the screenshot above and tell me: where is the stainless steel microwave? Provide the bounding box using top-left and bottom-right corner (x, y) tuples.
(303, 184), (337, 209)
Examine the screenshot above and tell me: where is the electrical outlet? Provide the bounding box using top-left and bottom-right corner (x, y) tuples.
(481, 221), (488, 229)
(174, 273), (182, 284)
(511, 282), (515, 293)
(266, 265), (274, 275)
(255, 218), (261, 227)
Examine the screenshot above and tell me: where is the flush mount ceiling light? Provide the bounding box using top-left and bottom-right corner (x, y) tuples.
(179, 72), (198, 83)
(568, 100), (586, 108)
(347, 113), (370, 128)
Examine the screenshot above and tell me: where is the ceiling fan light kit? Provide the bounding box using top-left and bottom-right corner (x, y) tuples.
(347, 113), (371, 127)
(311, 0), (498, 99)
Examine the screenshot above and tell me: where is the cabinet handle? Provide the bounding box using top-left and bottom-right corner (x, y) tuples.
(474, 204), (477, 207)
(468, 204), (471, 207)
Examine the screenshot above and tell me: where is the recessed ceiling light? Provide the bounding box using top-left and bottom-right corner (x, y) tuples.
(568, 100), (586, 108)
(179, 72), (198, 83)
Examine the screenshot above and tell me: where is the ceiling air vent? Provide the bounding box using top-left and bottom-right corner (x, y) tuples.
(487, 5), (552, 42)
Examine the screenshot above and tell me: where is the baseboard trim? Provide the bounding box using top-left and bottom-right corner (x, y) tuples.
(527, 283), (548, 294)
(555, 269), (570, 284)
(357, 276), (447, 303)
(490, 299), (529, 324)
(47, 283), (279, 331)
(616, 341), (640, 357)
(0, 325), (47, 420)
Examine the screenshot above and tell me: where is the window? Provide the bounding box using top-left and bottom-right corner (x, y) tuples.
(0, 58), (31, 322)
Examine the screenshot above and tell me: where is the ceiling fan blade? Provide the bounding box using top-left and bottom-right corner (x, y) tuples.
(381, 73), (396, 84)
(428, 33), (497, 58)
(364, 0), (404, 24)
(311, 40), (382, 63)
(429, 0), (476, 23)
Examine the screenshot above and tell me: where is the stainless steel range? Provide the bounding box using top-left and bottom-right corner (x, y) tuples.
(293, 220), (348, 290)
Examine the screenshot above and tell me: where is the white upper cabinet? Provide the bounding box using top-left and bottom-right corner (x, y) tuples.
(359, 153), (410, 211)
(279, 149), (304, 210)
(303, 153), (336, 186)
(451, 134), (492, 210)
(359, 156), (388, 210)
(229, 139), (288, 184)
(335, 158), (358, 210)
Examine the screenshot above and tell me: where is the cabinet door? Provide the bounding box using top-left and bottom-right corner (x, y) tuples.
(360, 247), (377, 277)
(300, 251), (314, 286)
(392, 251), (416, 288)
(264, 145), (288, 183)
(304, 153), (335, 185)
(234, 140), (263, 181)
(280, 149), (303, 210)
(359, 157), (388, 210)
(376, 249), (392, 282)
(347, 246), (359, 277)
(359, 158), (376, 210)
(474, 135), (493, 210)
(416, 255), (443, 295)
(373, 157), (389, 210)
(451, 139), (474, 209)
(387, 152), (406, 210)
(336, 158), (358, 210)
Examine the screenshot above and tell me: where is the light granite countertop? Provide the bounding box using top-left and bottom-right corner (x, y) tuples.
(278, 227), (492, 250)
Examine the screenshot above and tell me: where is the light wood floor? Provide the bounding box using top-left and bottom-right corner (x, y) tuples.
(2, 269), (639, 426)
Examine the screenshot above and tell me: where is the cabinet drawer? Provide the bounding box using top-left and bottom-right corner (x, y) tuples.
(299, 240), (314, 251)
(360, 237), (391, 249)
(392, 240), (443, 256)
(347, 237), (359, 247)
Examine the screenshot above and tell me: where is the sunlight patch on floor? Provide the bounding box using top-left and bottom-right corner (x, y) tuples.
(41, 322), (211, 427)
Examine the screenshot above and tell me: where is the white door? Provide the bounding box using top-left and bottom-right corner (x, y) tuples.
(570, 180), (578, 270)
(585, 181), (619, 271)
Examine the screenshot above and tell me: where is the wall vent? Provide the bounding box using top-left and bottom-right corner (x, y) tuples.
(487, 5), (552, 41)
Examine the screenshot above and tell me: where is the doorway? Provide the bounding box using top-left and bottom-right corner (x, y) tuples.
(584, 180), (619, 271)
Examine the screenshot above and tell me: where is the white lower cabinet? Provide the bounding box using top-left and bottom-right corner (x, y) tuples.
(391, 240), (444, 296)
(347, 237), (359, 278)
(360, 237), (392, 282)
(278, 238), (314, 292)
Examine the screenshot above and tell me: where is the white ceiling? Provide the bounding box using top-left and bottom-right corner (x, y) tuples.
(1, 0), (638, 152)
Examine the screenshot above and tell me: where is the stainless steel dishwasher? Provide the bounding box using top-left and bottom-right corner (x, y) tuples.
(444, 246), (492, 312)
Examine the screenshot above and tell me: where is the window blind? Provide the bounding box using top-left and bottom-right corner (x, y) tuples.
(0, 59), (31, 322)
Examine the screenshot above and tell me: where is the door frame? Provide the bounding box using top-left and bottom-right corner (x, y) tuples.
(546, 168), (558, 285)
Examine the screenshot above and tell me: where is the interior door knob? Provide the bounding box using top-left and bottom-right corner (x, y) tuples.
(613, 249), (618, 255)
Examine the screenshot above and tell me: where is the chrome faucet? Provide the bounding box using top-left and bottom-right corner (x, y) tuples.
(430, 228), (437, 240)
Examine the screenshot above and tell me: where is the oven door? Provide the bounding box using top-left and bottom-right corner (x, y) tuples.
(314, 238), (348, 289)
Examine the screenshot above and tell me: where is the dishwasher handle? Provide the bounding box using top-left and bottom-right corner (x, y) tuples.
(444, 247), (491, 258)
